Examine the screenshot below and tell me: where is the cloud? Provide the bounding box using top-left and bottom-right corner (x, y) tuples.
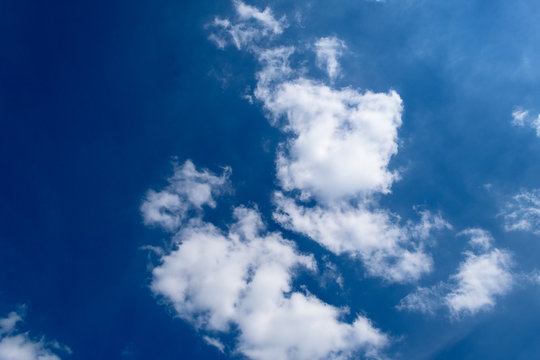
(254, 49), (450, 282)
(501, 189), (540, 235)
(147, 162), (388, 360)
(203, 336), (225, 353)
(458, 228), (493, 251)
(511, 107), (540, 137)
(398, 230), (513, 317)
(0, 308), (68, 360)
(253, 47), (452, 282)
(445, 249), (513, 316)
(0, 310), (22, 335)
(396, 284), (447, 315)
(208, 2), (451, 284)
(273, 193), (450, 283)
(208, 1), (286, 50)
(511, 108), (529, 127)
(256, 74), (403, 201)
(234, 0), (284, 34)
(140, 160), (230, 232)
(315, 37), (347, 80)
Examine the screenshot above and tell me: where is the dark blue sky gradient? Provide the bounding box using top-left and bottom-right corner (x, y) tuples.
(1, 0), (540, 359)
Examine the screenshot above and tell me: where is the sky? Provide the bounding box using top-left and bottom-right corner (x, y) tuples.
(1, 0), (540, 359)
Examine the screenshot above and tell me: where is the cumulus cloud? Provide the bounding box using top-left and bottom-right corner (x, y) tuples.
(253, 46), (402, 200)
(207, 2), (452, 284)
(210, 3), (403, 201)
(445, 249), (513, 315)
(266, 81), (402, 200)
(511, 107), (540, 137)
(0, 308), (68, 360)
(501, 189), (540, 235)
(315, 37), (347, 80)
(273, 193), (450, 283)
(140, 160), (230, 232)
(255, 52), (450, 282)
(258, 64), (449, 282)
(146, 162), (388, 360)
(398, 230), (513, 317)
(208, 1), (286, 50)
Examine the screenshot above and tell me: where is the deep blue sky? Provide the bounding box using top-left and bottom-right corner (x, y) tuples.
(1, 0), (540, 359)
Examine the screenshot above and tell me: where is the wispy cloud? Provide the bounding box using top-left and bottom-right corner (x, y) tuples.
(458, 228), (493, 251)
(315, 36), (347, 80)
(511, 107), (540, 137)
(203, 336), (225, 353)
(501, 189), (540, 235)
(208, 0), (286, 50)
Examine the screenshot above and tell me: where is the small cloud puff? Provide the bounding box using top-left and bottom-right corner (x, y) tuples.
(140, 160), (230, 232)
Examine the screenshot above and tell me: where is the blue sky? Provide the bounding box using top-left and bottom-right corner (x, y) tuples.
(1, 0), (540, 359)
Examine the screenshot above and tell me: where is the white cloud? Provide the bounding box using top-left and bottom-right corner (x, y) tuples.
(255, 47), (295, 101)
(511, 108), (529, 127)
(202, 336), (225, 353)
(315, 37), (347, 80)
(0, 311), (22, 335)
(254, 54), (450, 282)
(445, 249), (513, 316)
(140, 160), (230, 232)
(502, 189), (540, 235)
(273, 193), (449, 283)
(234, 0), (284, 34)
(458, 228), (493, 251)
(257, 77), (402, 201)
(238, 7), (449, 284)
(152, 207), (388, 360)
(398, 230), (513, 317)
(208, 1), (286, 50)
(146, 163), (388, 360)
(511, 107), (540, 137)
(0, 308), (68, 360)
